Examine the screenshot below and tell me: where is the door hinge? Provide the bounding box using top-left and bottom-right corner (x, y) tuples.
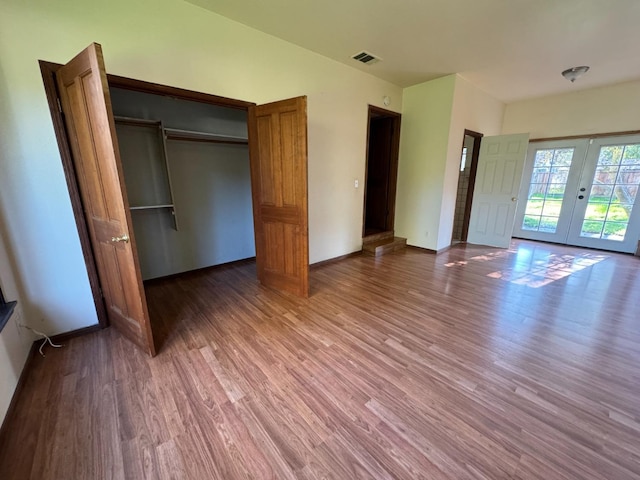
(56, 97), (63, 114)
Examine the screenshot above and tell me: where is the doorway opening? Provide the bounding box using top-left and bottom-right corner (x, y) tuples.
(41, 60), (256, 334)
(452, 130), (482, 244)
(362, 106), (401, 237)
(513, 134), (640, 253)
(110, 87), (255, 282)
(40, 45), (309, 356)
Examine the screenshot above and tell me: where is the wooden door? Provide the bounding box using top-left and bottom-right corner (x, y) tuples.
(56, 43), (155, 355)
(248, 96), (309, 297)
(467, 133), (530, 248)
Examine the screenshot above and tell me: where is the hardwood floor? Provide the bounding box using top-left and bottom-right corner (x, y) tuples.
(1, 240), (639, 479)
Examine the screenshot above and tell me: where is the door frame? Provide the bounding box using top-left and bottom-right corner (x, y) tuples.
(459, 129), (483, 242)
(40, 61), (255, 328)
(362, 105), (401, 236)
(514, 133), (640, 253)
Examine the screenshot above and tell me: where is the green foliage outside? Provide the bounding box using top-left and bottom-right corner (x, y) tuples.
(523, 194), (631, 238)
(523, 144), (640, 238)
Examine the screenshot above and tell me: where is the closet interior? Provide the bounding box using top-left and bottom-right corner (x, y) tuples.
(110, 88), (255, 280)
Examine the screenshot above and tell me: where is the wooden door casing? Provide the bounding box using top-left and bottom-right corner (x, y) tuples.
(248, 96), (309, 297)
(56, 43), (155, 355)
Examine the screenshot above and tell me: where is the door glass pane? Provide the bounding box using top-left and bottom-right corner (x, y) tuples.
(588, 184), (612, 202)
(611, 185), (638, 204)
(584, 203), (607, 221)
(622, 144), (640, 164)
(521, 148), (574, 233)
(523, 215), (540, 230)
(580, 144), (640, 240)
(603, 222), (628, 240)
(598, 146), (623, 165)
(539, 216), (559, 233)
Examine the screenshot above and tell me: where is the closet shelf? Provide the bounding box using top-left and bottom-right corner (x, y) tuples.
(114, 116), (161, 127)
(130, 204), (174, 211)
(164, 128), (248, 145)
(114, 117), (247, 144)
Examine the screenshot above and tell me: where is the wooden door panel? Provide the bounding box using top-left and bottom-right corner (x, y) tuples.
(280, 110), (299, 206)
(249, 97), (309, 298)
(263, 222), (299, 273)
(256, 115), (277, 204)
(56, 43), (155, 355)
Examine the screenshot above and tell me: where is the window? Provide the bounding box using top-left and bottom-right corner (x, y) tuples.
(0, 285), (17, 333)
(460, 147), (468, 171)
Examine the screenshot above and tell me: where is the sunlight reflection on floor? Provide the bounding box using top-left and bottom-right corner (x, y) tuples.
(445, 249), (609, 288)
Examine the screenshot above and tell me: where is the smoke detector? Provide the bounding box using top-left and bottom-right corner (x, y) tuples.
(351, 51), (381, 65)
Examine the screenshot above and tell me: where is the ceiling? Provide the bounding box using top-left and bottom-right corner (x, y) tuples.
(185, 0), (640, 103)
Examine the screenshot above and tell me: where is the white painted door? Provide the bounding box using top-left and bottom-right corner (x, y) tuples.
(567, 136), (640, 253)
(514, 135), (640, 253)
(467, 133), (530, 248)
(513, 139), (589, 243)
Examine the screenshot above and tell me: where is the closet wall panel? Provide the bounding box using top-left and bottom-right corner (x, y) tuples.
(116, 123), (172, 207)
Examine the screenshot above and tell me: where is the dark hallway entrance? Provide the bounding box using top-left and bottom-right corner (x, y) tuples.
(363, 106), (401, 237)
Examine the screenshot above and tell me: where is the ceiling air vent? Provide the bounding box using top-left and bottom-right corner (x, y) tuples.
(351, 51), (381, 65)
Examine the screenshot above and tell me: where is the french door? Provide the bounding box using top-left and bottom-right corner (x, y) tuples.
(514, 135), (640, 253)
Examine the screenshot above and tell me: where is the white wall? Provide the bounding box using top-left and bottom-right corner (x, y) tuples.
(396, 75), (505, 251)
(502, 79), (640, 138)
(438, 76), (505, 249)
(0, 0), (402, 336)
(396, 76), (456, 250)
(0, 223), (34, 425)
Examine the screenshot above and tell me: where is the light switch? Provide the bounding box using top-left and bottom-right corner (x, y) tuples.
(355, 179), (359, 188)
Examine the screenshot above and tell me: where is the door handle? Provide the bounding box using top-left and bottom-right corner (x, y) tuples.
(511, 197), (518, 202)
(578, 195), (585, 200)
(579, 187), (586, 192)
(111, 234), (130, 243)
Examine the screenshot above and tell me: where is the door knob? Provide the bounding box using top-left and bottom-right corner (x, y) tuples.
(578, 195), (585, 200)
(111, 234), (130, 243)
(511, 197), (518, 202)
(579, 187), (586, 192)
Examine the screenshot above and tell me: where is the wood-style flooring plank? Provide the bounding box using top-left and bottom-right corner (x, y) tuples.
(0, 240), (639, 479)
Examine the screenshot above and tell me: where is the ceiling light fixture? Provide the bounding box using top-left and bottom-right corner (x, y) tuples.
(562, 66), (590, 83)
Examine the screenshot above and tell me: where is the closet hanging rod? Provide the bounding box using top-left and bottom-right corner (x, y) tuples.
(114, 116), (161, 127)
(130, 204), (174, 210)
(164, 127), (248, 145)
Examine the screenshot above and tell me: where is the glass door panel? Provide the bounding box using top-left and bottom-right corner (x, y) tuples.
(568, 136), (640, 253)
(513, 139), (587, 243)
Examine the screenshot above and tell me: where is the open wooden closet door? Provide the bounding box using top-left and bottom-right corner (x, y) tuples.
(248, 96), (309, 297)
(56, 43), (156, 356)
